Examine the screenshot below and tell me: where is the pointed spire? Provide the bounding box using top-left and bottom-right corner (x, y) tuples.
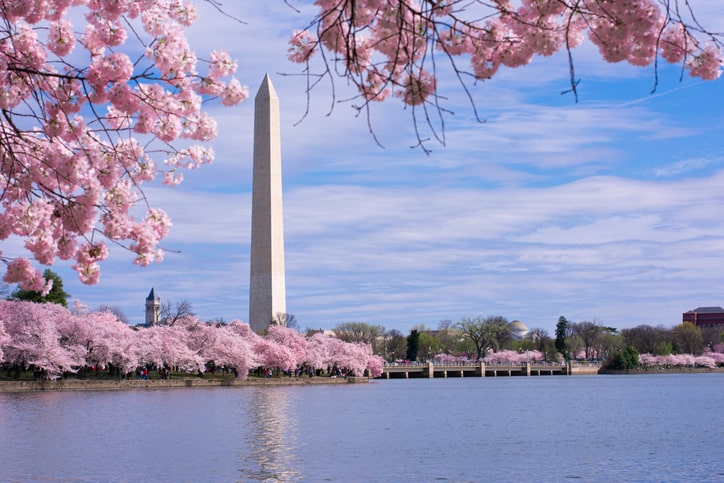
(255, 73), (278, 102)
(249, 73), (286, 333)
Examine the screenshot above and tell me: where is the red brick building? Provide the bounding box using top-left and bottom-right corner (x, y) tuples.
(682, 306), (724, 329)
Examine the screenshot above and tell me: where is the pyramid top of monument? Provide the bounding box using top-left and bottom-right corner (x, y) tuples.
(255, 73), (278, 100)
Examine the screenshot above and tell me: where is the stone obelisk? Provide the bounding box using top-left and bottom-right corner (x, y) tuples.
(249, 74), (286, 333)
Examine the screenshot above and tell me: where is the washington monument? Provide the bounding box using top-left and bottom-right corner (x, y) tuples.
(249, 74), (286, 333)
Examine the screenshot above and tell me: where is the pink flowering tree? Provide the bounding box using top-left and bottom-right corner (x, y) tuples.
(55, 307), (111, 370)
(138, 322), (204, 373)
(304, 332), (334, 371)
(266, 325), (309, 369)
(0, 316), (7, 363)
(638, 352), (723, 368)
(705, 352), (724, 366)
(254, 337), (296, 372)
(0, 300), (84, 379)
(2, 1), (722, 288)
(328, 337), (372, 376)
(187, 320), (258, 379)
(433, 353), (472, 364)
(0, 1), (247, 289)
(289, 0), (723, 150)
(366, 350), (385, 378)
(218, 324), (259, 379)
(484, 349), (546, 364)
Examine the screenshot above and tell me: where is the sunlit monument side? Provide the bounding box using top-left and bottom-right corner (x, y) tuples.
(249, 74), (287, 333)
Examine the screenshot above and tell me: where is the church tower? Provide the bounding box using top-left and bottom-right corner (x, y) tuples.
(249, 74), (287, 333)
(145, 288), (160, 326)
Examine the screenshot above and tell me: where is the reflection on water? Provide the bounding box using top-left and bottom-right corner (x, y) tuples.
(0, 375), (722, 482)
(239, 388), (302, 482)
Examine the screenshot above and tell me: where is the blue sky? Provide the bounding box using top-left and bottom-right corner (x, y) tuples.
(36, 2), (724, 335)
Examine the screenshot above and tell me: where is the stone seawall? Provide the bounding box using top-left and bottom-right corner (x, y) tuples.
(0, 376), (364, 393)
(569, 364), (601, 375)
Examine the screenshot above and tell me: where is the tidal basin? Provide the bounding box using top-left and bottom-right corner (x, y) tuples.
(0, 373), (721, 482)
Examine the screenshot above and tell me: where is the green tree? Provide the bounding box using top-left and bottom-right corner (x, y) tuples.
(456, 315), (511, 360)
(609, 346), (640, 370)
(595, 328), (623, 362)
(406, 329), (420, 362)
(567, 334), (584, 360)
(672, 322), (704, 355)
(418, 332), (441, 361)
(654, 341), (673, 356)
(555, 316), (568, 358)
(9, 269), (70, 307)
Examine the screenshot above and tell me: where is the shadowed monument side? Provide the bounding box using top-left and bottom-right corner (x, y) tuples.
(249, 74), (287, 333)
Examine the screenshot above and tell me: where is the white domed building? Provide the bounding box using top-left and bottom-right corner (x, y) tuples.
(509, 320), (529, 341)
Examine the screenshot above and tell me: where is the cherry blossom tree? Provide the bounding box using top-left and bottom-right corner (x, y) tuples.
(289, 0), (723, 149)
(483, 349), (545, 364)
(187, 320), (258, 379)
(0, 1), (246, 290)
(266, 325), (309, 369)
(433, 353), (471, 364)
(219, 324), (258, 378)
(332, 337), (371, 376)
(305, 332), (336, 370)
(88, 313), (138, 374)
(254, 337), (296, 372)
(366, 350), (385, 378)
(706, 351), (724, 366)
(0, 300), (387, 380)
(0, 314), (8, 363)
(137, 321), (204, 372)
(638, 352), (723, 368)
(0, 300), (84, 378)
(55, 306), (113, 369)
(2, 1), (722, 289)
(304, 332), (383, 376)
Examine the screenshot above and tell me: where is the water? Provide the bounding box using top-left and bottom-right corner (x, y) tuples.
(0, 374), (722, 482)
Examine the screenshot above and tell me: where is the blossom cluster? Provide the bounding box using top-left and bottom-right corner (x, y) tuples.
(638, 352), (724, 369)
(0, 300), (384, 380)
(290, 0), (723, 105)
(0, 1), (248, 288)
(433, 350), (550, 364)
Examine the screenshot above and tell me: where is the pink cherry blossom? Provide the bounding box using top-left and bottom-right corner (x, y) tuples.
(254, 337), (296, 372)
(0, 316), (8, 363)
(291, 0), (723, 109)
(288, 29), (317, 63)
(0, 1), (246, 287)
(266, 325), (309, 369)
(0, 300), (84, 379)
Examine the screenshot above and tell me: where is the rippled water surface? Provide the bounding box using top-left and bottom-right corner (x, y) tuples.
(0, 373), (722, 482)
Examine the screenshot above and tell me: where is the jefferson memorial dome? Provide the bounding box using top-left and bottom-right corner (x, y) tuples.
(509, 320), (529, 341)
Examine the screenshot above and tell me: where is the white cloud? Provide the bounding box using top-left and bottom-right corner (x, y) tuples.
(46, 1), (724, 336)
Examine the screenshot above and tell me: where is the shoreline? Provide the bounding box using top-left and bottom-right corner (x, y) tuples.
(0, 375), (370, 393)
(2, 369), (722, 393)
(598, 367), (722, 375)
